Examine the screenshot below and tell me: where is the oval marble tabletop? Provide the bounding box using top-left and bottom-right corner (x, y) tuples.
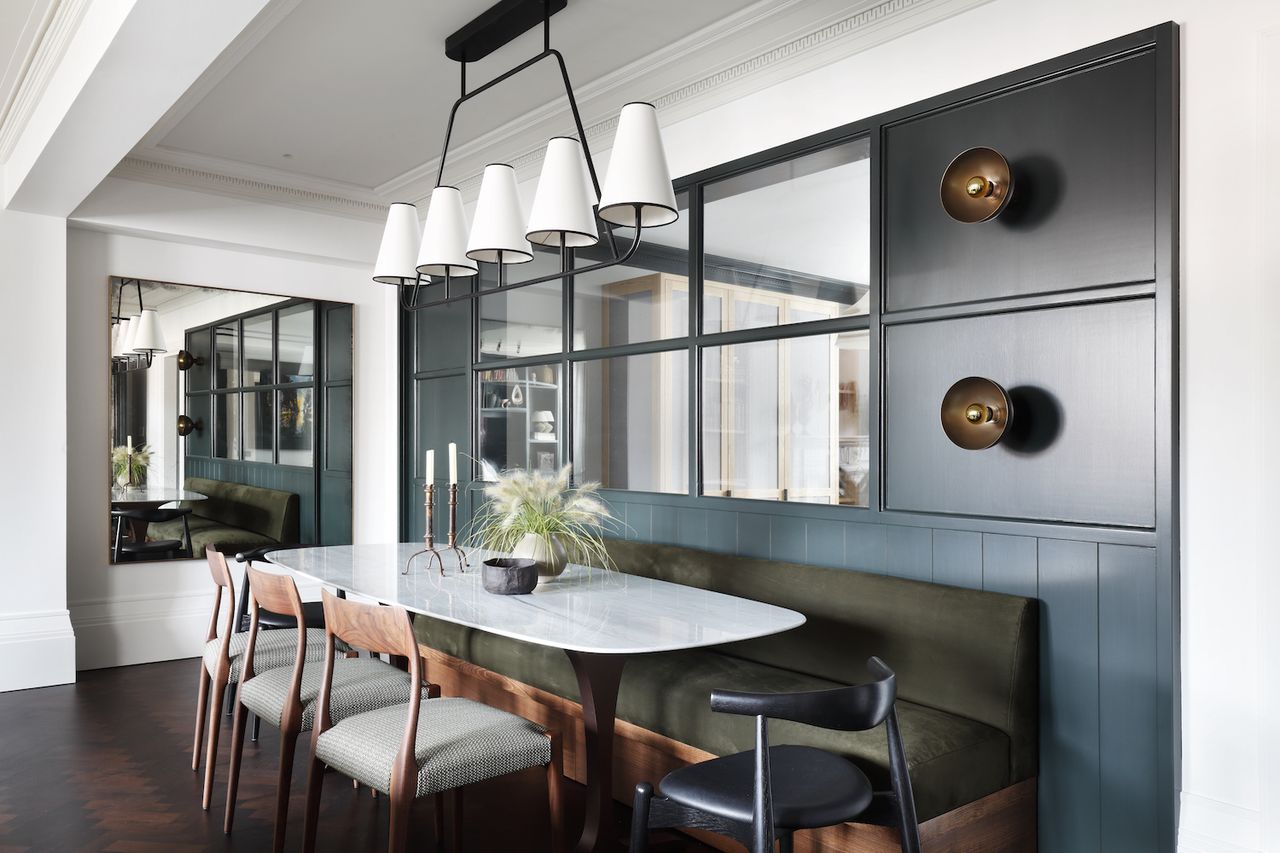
(268, 543), (806, 656)
(110, 486), (208, 505)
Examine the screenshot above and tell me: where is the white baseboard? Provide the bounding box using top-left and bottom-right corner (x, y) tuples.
(0, 609), (76, 691)
(1178, 792), (1262, 853)
(70, 591), (208, 671)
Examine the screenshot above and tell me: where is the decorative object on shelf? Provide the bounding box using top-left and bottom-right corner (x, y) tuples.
(111, 440), (150, 488)
(371, 0), (679, 311)
(941, 376), (1013, 450)
(110, 278), (167, 374)
(510, 383), (524, 406)
(176, 414), (203, 437)
(531, 410), (555, 435)
(940, 147), (1014, 223)
(470, 463), (613, 578)
(537, 365), (555, 384)
(536, 451), (557, 474)
(481, 557), (539, 595)
(175, 349), (204, 371)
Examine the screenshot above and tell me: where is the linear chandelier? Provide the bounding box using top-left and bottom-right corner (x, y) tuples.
(371, 0), (679, 311)
(111, 278), (166, 374)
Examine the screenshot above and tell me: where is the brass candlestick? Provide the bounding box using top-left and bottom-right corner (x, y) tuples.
(403, 483), (468, 575)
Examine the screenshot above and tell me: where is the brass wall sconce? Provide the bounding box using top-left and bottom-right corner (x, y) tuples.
(176, 415), (203, 437)
(176, 349), (204, 371)
(940, 147), (1013, 223)
(941, 377), (1012, 450)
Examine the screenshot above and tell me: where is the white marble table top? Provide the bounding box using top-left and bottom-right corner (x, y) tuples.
(268, 543), (806, 656)
(110, 486), (208, 504)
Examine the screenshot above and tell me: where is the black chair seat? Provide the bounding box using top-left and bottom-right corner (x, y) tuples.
(661, 745), (872, 829)
(120, 539), (185, 557)
(250, 599), (327, 631)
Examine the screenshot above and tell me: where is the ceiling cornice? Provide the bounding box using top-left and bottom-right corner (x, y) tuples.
(0, 0), (91, 164)
(109, 0), (994, 220)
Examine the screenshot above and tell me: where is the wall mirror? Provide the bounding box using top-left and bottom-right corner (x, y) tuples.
(108, 277), (353, 563)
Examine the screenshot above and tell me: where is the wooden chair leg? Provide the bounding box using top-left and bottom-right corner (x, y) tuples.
(447, 786), (464, 853)
(202, 671), (228, 809)
(389, 785), (412, 853)
(252, 713), (261, 743)
(630, 782), (653, 853)
(302, 756), (326, 853)
(223, 699), (249, 833)
(192, 663), (211, 772)
(546, 732), (565, 853)
(272, 729), (299, 853)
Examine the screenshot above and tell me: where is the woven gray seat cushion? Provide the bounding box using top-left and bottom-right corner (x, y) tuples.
(240, 657), (418, 731)
(315, 698), (551, 797)
(202, 628), (329, 683)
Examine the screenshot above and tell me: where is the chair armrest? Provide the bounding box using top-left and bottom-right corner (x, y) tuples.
(710, 688), (802, 719)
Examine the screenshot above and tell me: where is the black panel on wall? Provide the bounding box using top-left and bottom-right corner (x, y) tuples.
(884, 49), (1156, 311)
(884, 298), (1155, 525)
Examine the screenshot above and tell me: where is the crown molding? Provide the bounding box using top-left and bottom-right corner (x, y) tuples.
(115, 0), (993, 219)
(0, 0), (91, 164)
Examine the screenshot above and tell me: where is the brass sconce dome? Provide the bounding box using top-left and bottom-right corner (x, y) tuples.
(176, 349), (204, 371)
(941, 377), (1012, 450)
(176, 414), (203, 437)
(940, 147), (1013, 223)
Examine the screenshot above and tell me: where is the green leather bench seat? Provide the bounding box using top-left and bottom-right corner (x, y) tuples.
(413, 538), (1038, 823)
(151, 476), (300, 555)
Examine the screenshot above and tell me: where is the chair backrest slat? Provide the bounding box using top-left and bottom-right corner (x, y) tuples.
(245, 565), (305, 624)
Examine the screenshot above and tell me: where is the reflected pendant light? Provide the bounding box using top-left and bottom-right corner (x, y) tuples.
(372, 0), (678, 311)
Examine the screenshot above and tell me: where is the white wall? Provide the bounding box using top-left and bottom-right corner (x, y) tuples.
(0, 207), (74, 691)
(66, 189), (397, 671)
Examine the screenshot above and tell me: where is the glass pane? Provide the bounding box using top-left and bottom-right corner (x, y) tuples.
(279, 304), (315, 381)
(702, 138), (871, 333)
(184, 328), (211, 393)
(701, 329), (868, 506)
(214, 393), (239, 459)
(572, 192), (689, 349)
(477, 364), (561, 476)
(479, 246), (562, 291)
(477, 281), (562, 362)
(242, 313), (273, 386)
(573, 351), (688, 494)
(214, 323), (238, 388)
(278, 388), (314, 466)
(243, 391), (273, 462)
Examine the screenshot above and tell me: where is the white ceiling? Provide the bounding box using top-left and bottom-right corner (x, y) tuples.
(140, 0), (764, 192)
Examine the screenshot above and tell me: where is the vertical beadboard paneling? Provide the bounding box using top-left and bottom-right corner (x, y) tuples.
(624, 503), (651, 541)
(846, 522), (887, 573)
(1037, 538), (1101, 853)
(771, 516), (807, 563)
(651, 505), (678, 543)
(932, 529), (982, 589)
(806, 518), (844, 568)
(705, 510), (737, 553)
(982, 533), (1039, 598)
(1099, 545), (1159, 853)
(675, 508), (708, 550)
(736, 512), (772, 559)
(884, 525), (932, 581)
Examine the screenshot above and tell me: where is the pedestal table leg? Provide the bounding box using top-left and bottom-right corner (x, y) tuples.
(565, 650), (627, 853)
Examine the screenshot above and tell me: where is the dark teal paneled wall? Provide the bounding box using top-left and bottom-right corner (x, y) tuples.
(185, 457), (316, 543)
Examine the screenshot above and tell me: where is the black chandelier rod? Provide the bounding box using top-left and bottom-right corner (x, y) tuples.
(112, 277), (144, 324)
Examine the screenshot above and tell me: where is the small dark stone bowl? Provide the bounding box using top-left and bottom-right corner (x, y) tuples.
(481, 557), (539, 595)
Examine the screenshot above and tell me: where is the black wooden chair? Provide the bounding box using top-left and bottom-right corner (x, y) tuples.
(113, 507), (193, 561)
(631, 657), (921, 853)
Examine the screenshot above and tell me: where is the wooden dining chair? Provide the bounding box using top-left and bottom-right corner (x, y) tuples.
(223, 566), (439, 852)
(301, 590), (565, 853)
(192, 546), (330, 810)
(631, 657), (921, 853)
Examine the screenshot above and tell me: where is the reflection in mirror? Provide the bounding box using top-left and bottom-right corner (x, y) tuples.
(108, 277), (354, 563)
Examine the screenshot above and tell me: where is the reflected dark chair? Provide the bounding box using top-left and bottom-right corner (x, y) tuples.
(631, 656), (921, 853)
(113, 507), (193, 561)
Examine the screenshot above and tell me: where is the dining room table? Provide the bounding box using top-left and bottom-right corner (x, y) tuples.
(268, 542), (806, 853)
(110, 485), (207, 540)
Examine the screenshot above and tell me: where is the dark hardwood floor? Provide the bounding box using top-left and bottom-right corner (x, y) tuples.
(0, 658), (710, 852)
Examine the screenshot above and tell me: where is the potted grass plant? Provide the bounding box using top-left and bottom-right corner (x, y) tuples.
(111, 443), (150, 488)
(471, 463), (614, 578)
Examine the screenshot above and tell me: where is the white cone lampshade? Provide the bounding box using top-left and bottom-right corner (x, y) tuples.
(526, 137), (599, 248)
(467, 164), (533, 264)
(131, 308), (167, 354)
(417, 187), (478, 277)
(372, 202), (421, 284)
(598, 102), (678, 228)
(114, 318), (136, 357)
(111, 321), (128, 358)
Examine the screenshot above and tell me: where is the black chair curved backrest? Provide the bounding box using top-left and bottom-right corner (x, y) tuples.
(112, 506), (193, 560)
(710, 656), (897, 732)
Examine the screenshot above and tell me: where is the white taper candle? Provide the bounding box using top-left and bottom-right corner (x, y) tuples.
(448, 442), (458, 485)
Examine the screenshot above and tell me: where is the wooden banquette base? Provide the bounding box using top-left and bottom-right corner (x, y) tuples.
(417, 645), (1037, 852)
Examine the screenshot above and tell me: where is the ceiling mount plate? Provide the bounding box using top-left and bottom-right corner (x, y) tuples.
(445, 0), (569, 62)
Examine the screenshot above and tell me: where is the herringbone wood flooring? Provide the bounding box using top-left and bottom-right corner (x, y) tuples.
(0, 658), (708, 852)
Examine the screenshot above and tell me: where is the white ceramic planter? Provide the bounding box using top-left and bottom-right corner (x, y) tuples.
(513, 532), (568, 578)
